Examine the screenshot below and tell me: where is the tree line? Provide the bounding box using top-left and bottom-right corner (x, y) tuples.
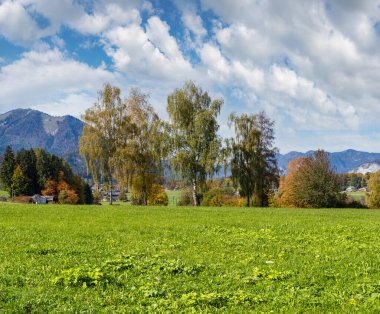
(79, 81), (279, 207)
(80, 81), (380, 209)
(2, 80), (378, 209)
(0, 147), (93, 204)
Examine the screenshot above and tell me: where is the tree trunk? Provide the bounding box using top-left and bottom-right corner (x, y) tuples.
(192, 180), (199, 206)
(109, 178), (113, 205)
(246, 195), (250, 207)
(143, 176), (147, 206)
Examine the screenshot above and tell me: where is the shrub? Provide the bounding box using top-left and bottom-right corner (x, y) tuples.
(268, 191), (280, 208)
(93, 191), (103, 204)
(12, 195), (32, 203)
(335, 193), (366, 208)
(148, 184), (168, 206)
(118, 192), (127, 202)
(177, 188), (193, 206)
(58, 188), (79, 204)
(201, 187), (243, 207)
(222, 196), (245, 207)
(366, 172), (380, 209)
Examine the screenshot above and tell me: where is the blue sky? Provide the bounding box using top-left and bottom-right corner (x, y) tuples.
(1, 0), (380, 153)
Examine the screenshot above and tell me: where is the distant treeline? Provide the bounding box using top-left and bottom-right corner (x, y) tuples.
(0, 146), (93, 204)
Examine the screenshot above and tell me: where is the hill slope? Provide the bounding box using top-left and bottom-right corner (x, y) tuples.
(0, 109), (85, 175)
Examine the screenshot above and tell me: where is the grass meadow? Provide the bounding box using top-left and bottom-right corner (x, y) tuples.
(1, 203), (380, 312)
(347, 191), (366, 203)
(0, 190), (9, 198)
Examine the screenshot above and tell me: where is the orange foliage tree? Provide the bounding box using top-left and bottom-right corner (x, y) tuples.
(42, 179), (58, 196)
(42, 171), (80, 204)
(278, 157), (304, 207)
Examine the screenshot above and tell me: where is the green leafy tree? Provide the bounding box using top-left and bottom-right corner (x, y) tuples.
(0, 145), (16, 193)
(11, 165), (31, 196)
(115, 88), (165, 205)
(167, 81), (223, 206)
(366, 172), (380, 209)
(79, 83), (128, 205)
(226, 112), (278, 207)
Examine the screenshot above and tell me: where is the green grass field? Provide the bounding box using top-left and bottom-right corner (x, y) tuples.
(1, 204), (380, 312)
(0, 190), (9, 198)
(166, 190), (180, 206)
(347, 191), (366, 203)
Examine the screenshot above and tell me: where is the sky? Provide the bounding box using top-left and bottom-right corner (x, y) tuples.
(0, 0), (380, 153)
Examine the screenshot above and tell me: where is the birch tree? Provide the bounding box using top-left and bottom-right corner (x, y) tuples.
(79, 83), (127, 205)
(167, 81), (223, 206)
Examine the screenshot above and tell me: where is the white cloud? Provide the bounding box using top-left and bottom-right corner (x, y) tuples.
(29, 0), (142, 36)
(0, 0), (42, 45)
(182, 11), (207, 41)
(173, 0), (207, 44)
(146, 16), (183, 60)
(1, 0), (380, 152)
(199, 43), (230, 80)
(32, 93), (96, 118)
(198, 0), (380, 149)
(104, 16), (194, 82)
(0, 48), (115, 112)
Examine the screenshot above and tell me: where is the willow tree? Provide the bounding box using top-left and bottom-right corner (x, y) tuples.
(167, 81), (223, 206)
(227, 111), (278, 207)
(79, 83), (128, 204)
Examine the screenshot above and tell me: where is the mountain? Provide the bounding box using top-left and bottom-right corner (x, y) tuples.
(277, 149), (380, 173)
(0, 109), (85, 175)
(349, 162), (380, 174)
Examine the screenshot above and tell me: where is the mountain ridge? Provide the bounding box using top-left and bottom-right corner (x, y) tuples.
(0, 108), (85, 175)
(277, 149), (380, 173)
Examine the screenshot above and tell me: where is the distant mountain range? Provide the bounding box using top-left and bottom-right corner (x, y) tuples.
(277, 150), (380, 174)
(1, 108), (380, 176)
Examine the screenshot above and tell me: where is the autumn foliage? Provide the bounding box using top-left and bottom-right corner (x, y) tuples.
(279, 150), (341, 208)
(42, 171), (80, 204)
(366, 172), (380, 209)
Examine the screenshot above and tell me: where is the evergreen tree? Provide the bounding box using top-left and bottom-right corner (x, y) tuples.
(83, 182), (94, 204)
(16, 149), (39, 194)
(0, 146), (16, 193)
(35, 148), (54, 188)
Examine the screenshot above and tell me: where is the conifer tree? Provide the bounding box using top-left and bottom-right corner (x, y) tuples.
(0, 145), (16, 193)
(11, 165), (31, 196)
